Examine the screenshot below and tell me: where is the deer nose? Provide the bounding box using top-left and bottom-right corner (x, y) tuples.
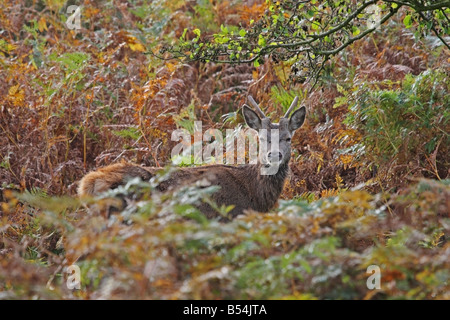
(268, 152), (283, 161)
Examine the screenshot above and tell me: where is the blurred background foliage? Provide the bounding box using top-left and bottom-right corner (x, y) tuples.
(0, 0), (449, 299)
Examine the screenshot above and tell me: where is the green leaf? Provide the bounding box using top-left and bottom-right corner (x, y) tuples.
(352, 26), (360, 36)
(239, 29), (246, 37)
(403, 15), (412, 28)
(193, 28), (201, 37)
(311, 21), (320, 31)
(112, 127), (141, 140)
(220, 24), (228, 35)
(180, 28), (188, 40)
(307, 9), (315, 18)
(254, 59), (260, 68)
(258, 35), (266, 47)
(215, 36), (230, 44)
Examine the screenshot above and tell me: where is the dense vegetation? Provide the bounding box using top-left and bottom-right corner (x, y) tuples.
(0, 0), (449, 299)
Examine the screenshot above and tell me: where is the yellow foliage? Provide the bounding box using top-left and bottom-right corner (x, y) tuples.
(321, 188), (339, 198)
(339, 154), (354, 170)
(8, 84), (25, 107)
(128, 42), (146, 52)
(38, 17), (47, 32)
(84, 7), (101, 18)
(308, 151), (324, 173)
(127, 36), (146, 52)
(166, 62), (178, 73)
(335, 173), (343, 189)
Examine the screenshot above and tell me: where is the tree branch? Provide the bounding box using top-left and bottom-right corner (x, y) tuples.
(416, 8), (450, 50)
(266, 0), (378, 49)
(316, 5), (401, 56)
(383, 0), (450, 12)
(158, 0), (449, 81)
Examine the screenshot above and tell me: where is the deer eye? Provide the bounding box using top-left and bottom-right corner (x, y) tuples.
(286, 138), (292, 142)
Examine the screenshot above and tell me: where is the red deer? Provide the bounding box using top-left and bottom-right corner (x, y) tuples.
(78, 96), (306, 219)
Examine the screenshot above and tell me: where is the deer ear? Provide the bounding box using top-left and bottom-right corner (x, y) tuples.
(243, 104), (262, 130)
(288, 106), (306, 131)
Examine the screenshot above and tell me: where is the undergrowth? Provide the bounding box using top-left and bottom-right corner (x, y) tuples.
(1, 0), (449, 299)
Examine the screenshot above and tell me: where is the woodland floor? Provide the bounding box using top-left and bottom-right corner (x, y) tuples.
(0, 1), (449, 299)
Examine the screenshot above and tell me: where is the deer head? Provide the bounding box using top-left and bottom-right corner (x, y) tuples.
(242, 96), (306, 172)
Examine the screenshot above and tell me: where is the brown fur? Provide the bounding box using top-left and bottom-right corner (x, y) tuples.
(78, 162), (289, 219)
(78, 98), (306, 219)
(77, 163), (155, 196)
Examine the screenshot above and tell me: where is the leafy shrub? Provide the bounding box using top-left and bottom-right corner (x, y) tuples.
(342, 69), (449, 181)
(1, 177), (448, 299)
(1, 0), (449, 301)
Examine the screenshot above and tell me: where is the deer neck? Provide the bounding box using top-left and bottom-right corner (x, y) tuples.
(248, 161), (290, 212)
